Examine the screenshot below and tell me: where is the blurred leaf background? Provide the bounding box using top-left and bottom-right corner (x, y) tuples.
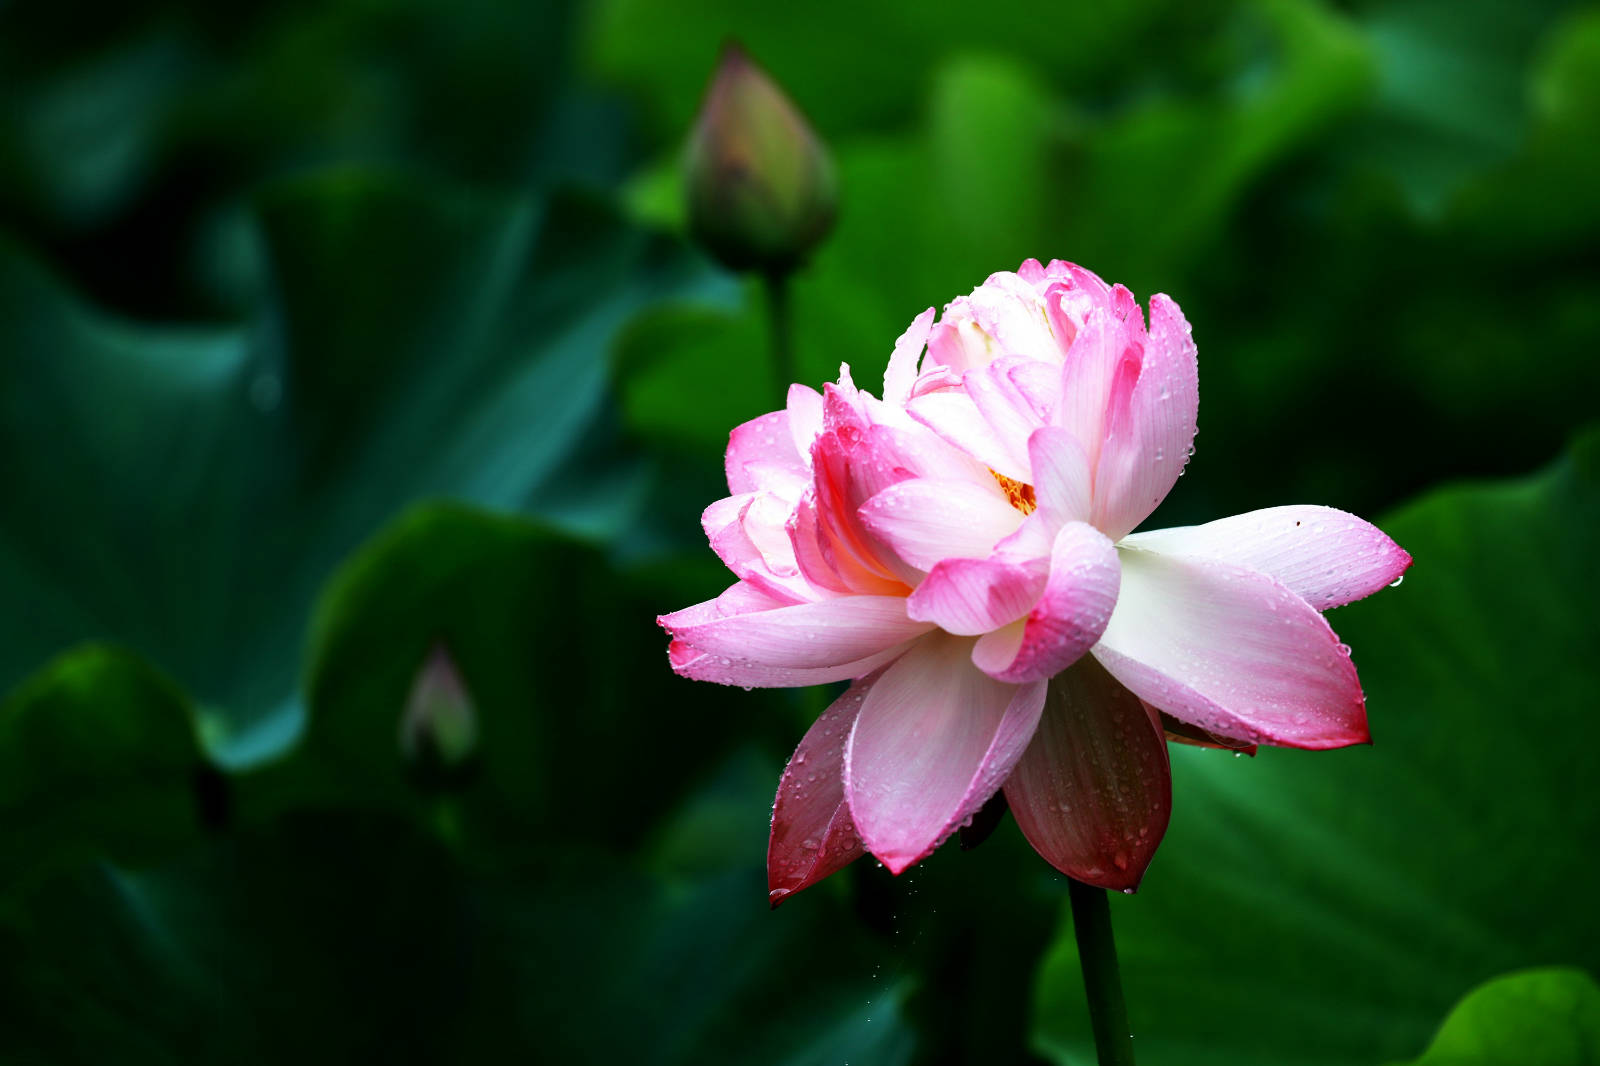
(1, 0), (1596, 1062)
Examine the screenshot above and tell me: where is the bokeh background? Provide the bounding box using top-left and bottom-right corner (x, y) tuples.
(2, 0), (1597, 1062)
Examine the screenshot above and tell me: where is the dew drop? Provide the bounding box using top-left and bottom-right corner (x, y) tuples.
(1388, 574), (1404, 588)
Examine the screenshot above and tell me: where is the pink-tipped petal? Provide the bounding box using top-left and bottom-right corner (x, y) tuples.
(769, 674), (876, 906)
(845, 634), (1048, 873)
(726, 410), (804, 495)
(857, 478), (1022, 573)
(660, 595), (935, 684)
(1120, 506), (1412, 611)
(1090, 294), (1199, 540)
(905, 556), (1045, 636)
(1003, 656), (1171, 891)
(883, 308), (936, 406)
(972, 522), (1119, 683)
(1091, 548), (1369, 749)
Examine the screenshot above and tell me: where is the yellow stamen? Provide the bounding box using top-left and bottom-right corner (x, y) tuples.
(991, 470), (1037, 515)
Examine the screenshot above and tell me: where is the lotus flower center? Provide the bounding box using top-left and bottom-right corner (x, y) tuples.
(991, 470), (1037, 515)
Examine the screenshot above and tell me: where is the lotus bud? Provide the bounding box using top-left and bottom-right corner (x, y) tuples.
(399, 643), (479, 786)
(684, 43), (837, 275)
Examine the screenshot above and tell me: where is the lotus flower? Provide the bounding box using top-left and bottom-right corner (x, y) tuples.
(658, 259), (1411, 904)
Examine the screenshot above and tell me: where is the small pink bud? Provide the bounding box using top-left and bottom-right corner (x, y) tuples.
(684, 43), (837, 274)
(399, 643), (478, 783)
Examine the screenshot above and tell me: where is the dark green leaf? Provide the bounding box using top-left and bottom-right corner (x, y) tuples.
(0, 646), (207, 898)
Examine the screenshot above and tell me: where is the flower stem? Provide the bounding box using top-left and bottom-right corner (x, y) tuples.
(763, 269), (796, 390)
(1068, 878), (1136, 1066)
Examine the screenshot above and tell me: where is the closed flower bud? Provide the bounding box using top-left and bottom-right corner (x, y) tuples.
(399, 643), (479, 787)
(685, 44), (837, 274)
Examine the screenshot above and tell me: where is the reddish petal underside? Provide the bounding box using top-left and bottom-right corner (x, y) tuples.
(1003, 656), (1172, 891)
(768, 674), (877, 906)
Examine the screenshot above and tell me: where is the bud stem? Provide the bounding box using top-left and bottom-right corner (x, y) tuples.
(763, 270), (795, 391)
(1068, 878), (1136, 1066)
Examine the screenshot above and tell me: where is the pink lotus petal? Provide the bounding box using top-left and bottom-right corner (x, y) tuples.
(972, 521), (1119, 683)
(667, 638), (916, 688)
(1090, 293), (1200, 540)
(703, 494), (812, 604)
(661, 580), (786, 631)
(660, 594), (935, 681)
(906, 389), (1027, 482)
(1055, 308), (1131, 474)
(1121, 505), (1412, 610)
(787, 492), (854, 595)
(905, 556), (1045, 636)
(960, 359), (1056, 477)
(964, 272), (1061, 364)
(739, 460), (808, 500)
(857, 478), (1021, 573)
(725, 410), (803, 495)
(845, 633), (1048, 873)
(1028, 426), (1093, 525)
(806, 420), (919, 593)
(769, 672), (876, 906)
(1091, 549), (1369, 749)
(1003, 656), (1171, 891)
(786, 383), (824, 460)
(883, 308), (936, 406)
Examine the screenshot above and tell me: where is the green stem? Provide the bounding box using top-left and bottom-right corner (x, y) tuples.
(1068, 878), (1136, 1066)
(763, 270), (795, 389)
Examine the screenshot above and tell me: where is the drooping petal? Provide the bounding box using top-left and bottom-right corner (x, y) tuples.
(769, 673), (876, 906)
(857, 478), (1022, 573)
(660, 595), (935, 686)
(845, 633), (1048, 873)
(1120, 505), (1412, 611)
(905, 556), (1045, 636)
(972, 521), (1119, 683)
(1003, 656), (1171, 891)
(1089, 293), (1199, 539)
(883, 307), (936, 406)
(1091, 548), (1369, 749)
